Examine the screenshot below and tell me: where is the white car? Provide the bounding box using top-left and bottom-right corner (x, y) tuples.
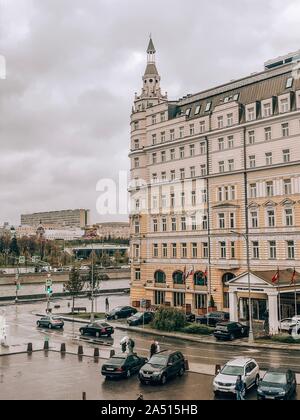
(280, 316), (300, 332)
(213, 358), (260, 395)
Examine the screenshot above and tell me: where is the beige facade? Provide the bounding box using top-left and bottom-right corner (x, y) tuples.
(21, 209), (90, 229)
(129, 40), (300, 316)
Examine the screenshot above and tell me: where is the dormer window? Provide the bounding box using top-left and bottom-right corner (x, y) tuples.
(195, 105), (201, 115)
(233, 93), (240, 101)
(286, 77), (293, 89)
(185, 108), (191, 117)
(247, 107), (255, 121)
(205, 102), (212, 112)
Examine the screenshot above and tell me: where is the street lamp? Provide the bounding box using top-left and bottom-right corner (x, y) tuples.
(231, 230), (254, 342)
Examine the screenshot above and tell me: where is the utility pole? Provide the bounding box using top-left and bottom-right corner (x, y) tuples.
(90, 244), (95, 323)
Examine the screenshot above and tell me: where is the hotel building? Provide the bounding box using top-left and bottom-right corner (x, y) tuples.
(129, 40), (300, 333)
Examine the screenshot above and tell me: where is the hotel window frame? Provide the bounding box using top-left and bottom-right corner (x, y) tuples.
(170, 149), (175, 160)
(202, 214), (208, 230)
(228, 159), (235, 172)
(285, 208), (294, 227)
(286, 77), (294, 89)
(205, 102), (212, 112)
(231, 186), (236, 200)
(283, 149), (291, 163)
(172, 243), (177, 258)
(202, 188), (207, 203)
(152, 153), (157, 164)
(280, 98), (289, 114)
(153, 244), (159, 258)
(152, 134), (157, 145)
(181, 243), (187, 258)
(265, 127), (272, 141)
(162, 217), (167, 232)
(192, 243), (198, 258)
(227, 113), (234, 127)
(252, 241), (260, 259)
(190, 144), (195, 157)
(179, 126), (184, 138)
(230, 213), (236, 229)
(218, 213), (225, 229)
(220, 242), (227, 259)
(161, 151), (166, 163)
(283, 179), (292, 195)
(200, 164), (207, 176)
(160, 112), (166, 122)
(287, 241), (295, 260)
(230, 242), (236, 259)
(219, 161), (225, 173)
(180, 168), (185, 180)
(247, 107), (255, 121)
(171, 217), (177, 232)
(134, 139), (140, 150)
(250, 183), (257, 199)
(218, 137), (225, 151)
(135, 269), (141, 281)
(191, 191), (196, 207)
(248, 130), (255, 145)
(179, 147), (185, 159)
(170, 170), (176, 181)
(228, 135), (234, 149)
(266, 181), (274, 197)
(190, 124), (195, 136)
(162, 243), (168, 258)
(200, 141), (206, 155)
(153, 219), (158, 232)
(191, 215), (197, 231)
(263, 102), (272, 118)
(267, 209), (275, 227)
(181, 216), (187, 231)
(195, 105), (201, 115)
(282, 123), (289, 137)
(249, 155), (256, 168)
(190, 166), (196, 178)
(251, 211), (258, 228)
(170, 129), (175, 141)
(202, 242), (209, 258)
(200, 121), (206, 134)
(265, 152), (273, 166)
(269, 241), (277, 260)
(152, 115), (157, 125)
(217, 116), (224, 129)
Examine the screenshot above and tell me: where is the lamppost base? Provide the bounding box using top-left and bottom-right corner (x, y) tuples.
(248, 330), (255, 343)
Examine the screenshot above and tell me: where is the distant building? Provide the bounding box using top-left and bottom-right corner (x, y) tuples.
(85, 222), (130, 240)
(21, 209), (90, 229)
(43, 228), (84, 241)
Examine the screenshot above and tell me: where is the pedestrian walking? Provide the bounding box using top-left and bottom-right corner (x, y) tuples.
(235, 375), (245, 400)
(155, 341), (160, 353)
(105, 297), (109, 313)
(150, 340), (157, 358)
(127, 338), (135, 354)
(120, 336), (128, 353)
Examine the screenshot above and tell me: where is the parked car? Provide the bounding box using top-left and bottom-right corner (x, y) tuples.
(213, 358), (260, 396)
(79, 322), (114, 338)
(281, 316), (300, 332)
(289, 322), (300, 337)
(139, 350), (186, 385)
(106, 306), (137, 320)
(101, 353), (148, 379)
(257, 369), (297, 400)
(214, 322), (249, 341)
(37, 316), (64, 330)
(196, 311), (230, 327)
(127, 311), (154, 326)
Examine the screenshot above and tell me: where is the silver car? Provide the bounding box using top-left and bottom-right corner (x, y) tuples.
(213, 358), (260, 395)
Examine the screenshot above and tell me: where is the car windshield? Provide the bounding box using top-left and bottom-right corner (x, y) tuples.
(108, 357), (126, 365)
(221, 365), (244, 376)
(110, 307), (122, 314)
(149, 355), (168, 366)
(263, 372), (287, 385)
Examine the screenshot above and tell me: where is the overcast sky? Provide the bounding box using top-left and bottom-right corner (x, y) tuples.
(0, 0), (299, 225)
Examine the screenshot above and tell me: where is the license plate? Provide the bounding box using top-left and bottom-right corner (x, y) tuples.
(143, 374), (151, 378)
(265, 396), (275, 400)
(106, 368), (114, 371)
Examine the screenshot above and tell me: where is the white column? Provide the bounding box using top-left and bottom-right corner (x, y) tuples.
(268, 292), (279, 335)
(229, 291), (238, 322)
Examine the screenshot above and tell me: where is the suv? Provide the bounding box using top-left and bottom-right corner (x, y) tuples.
(257, 369), (297, 400)
(213, 358), (260, 395)
(139, 350), (186, 385)
(196, 311), (230, 327)
(214, 322), (249, 341)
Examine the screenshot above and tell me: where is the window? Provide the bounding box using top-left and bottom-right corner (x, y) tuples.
(190, 144), (195, 157)
(284, 179), (292, 195)
(135, 199), (140, 211)
(280, 98), (289, 113)
(266, 181), (274, 197)
(153, 219), (158, 232)
(161, 172), (167, 182)
(185, 108), (191, 117)
(152, 115), (157, 125)
(191, 191), (196, 206)
(265, 152), (273, 166)
(162, 217), (167, 232)
(202, 243), (209, 258)
(152, 153), (157, 164)
(227, 113), (233, 126)
(181, 217), (187, 231)
(152, 195), (158, 209)
(247, 107), (255, 121)
(200, 141), (206, 155)
(218, 187), (223, 201)
(218, 138), (225, 151)
(205, 102), (212, 112)
(135, 269), (141, 281)
(195, 294), (207, 310)
(265, 127), (272, 141)
(287, 241), (295, 259)
(200, 121), (205, 134)
(190, 124), (195, 136)
(161, 151), (166, 162)
(134, 139), (140, 150)
(192, 243), (198, 258)
(134, 121), (139, 130)
(134, 220), (140, 234)
(267, 209), (275, 227)
(161, 132), (166, 143)
(171, 217), (177, 231)
(154, 270), (166, 284)
(224, 187), (229, 201)
(170, 170), (176, 181)
(231, 186), (236, 200)
(152, 134), (157, 145)
(172, 243), (177, 258)
(155, 291), (165, 306)
(249, 155), (256, 168)
(269, 241), (277, 260)
(219, 213), (225, 229)
(228, 159), (235, 171)
(230, 213), (235, 229)
(153, 244), (159, 258)
(252, 242), (260, 259)
(180, 168), (185, 180)
(230, 242), (236, 259)
(248, 130), (255, 144)
(170, 149), (175, 160)
(179, 127), (184, 138)
(282, 123), (289, 137)
(170, 130), (175, 141)
(181, 243), (187, 258)
(191, 215), (197, 231)
(134, 157), (139, 169)
(251, 211), (258, 228)
(217, 116), (224, 129)
(286, 77), (293, 89)
(162, 243), (168, 258)
(233, 93), (240, 101)
(170, 193), (175, 208)
(190, 166), (196, 178)
(250, 183), (257, 198)
(285, 208), (294, 226)
(202, 214), (208, 230)
(160, 112), (166, 122)
(219, 161), (225, 173)
(283, 149), (290, 163)
(134, 244), (140, 258)
(228, 136), (234, 149)
(179, 147), (185, 159)
(263, 103), (272, 117)
(202, 189), (207, 203)
(195, 105), (201, 115)
(220, 242), (227, 259)
(173, 292), (185, 308)
(181, 192), (185, 207)
(200, 164), (207, 176)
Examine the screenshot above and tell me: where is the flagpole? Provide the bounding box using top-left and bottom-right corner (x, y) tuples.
(278, 268), (282, 332)
(295, 270), (297, 317)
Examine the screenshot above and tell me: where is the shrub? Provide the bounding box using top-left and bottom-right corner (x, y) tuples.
(181, 323), (213, 335)
(151, 307), (186, 332)
(271, 334), (300, 344)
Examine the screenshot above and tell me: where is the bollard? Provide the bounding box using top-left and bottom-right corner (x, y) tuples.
(27, 343), (33, 354)
(43, 340), (49, 351)
(215, 364), (221, 375)
(110, 349), (115, 358)
(94, 348), (100, 358)
(60, 343), (66, 354)
(184, 359), (189, 371)
(82, 392), (87, 401)
(78, 345), (84, 356)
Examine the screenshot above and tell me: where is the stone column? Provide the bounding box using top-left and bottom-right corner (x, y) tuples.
(268, 292), (279, 335)
(229, 291), (238, 322)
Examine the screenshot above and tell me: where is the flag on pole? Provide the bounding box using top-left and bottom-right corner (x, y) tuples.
(204, 267), (208, 285)
(186, 266), (194, 279)
(183, 266), (187, 281)
(272, 268), (280, 284)
(291, 268), (296, 286)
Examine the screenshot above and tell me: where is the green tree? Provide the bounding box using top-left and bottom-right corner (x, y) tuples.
(9, 237), (20, 258)
(65, 266), (84, 312)
(152, 307), (186, 332)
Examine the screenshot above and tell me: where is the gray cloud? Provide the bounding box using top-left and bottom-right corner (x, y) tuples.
(0, 0), (299, 224)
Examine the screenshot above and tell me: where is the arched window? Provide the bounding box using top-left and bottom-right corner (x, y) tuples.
(173, 271), (184, 285)
(154, 270), (166, 284)
(222, 273), (236, 285)
(194, 271), (207, 286)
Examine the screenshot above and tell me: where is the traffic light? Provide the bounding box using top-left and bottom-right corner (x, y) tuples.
(45, 285), (53, 295)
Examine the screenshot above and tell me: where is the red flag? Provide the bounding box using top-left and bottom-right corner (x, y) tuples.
(204, 267), (208, 280)
(291, 268), (296, 286)
(272, 268), (280, 284)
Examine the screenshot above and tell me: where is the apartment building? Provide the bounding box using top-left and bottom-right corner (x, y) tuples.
(129, 39), (300, 332)
(21, 209), (90, 229)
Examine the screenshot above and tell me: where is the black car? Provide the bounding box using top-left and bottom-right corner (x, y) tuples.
(139, 350), (186, 385)
(101, 354), (148, 379)
(127, 311), (154, 326)
(214, 322), (249, 341)
(196, 311), (230, 327)
(106, 306), (137, 320)
(257, 369), (297, 400)
(79, 322), (114, 338)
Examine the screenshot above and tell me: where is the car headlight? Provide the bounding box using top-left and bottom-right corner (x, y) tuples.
(278, 391), (286, 396)
(153, 372), (161, 376)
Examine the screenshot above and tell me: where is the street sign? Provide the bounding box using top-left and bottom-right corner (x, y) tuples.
(46, 278), (52, 287)
(19, 256), (25, 264)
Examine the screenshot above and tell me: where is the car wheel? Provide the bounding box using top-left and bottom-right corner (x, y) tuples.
(178, 366), (185, 377)
(230, 333), (235, 341)
(95, 332), (100, 338)
(114, 315), (118, 320)
(161, 374), (167, 385)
